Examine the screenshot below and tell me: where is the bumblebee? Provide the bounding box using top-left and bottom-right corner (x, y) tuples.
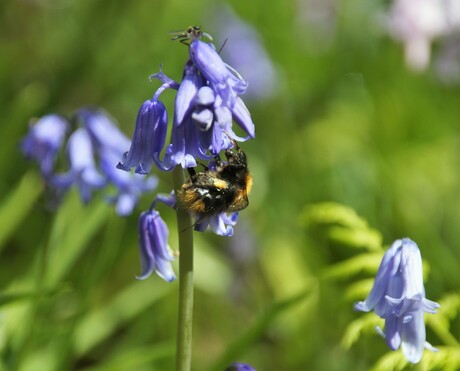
(177, 140), (253, 217)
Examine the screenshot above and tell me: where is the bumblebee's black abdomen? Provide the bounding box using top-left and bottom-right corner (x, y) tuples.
(177, 139), (251, 217)
(178, 182), (237, 216)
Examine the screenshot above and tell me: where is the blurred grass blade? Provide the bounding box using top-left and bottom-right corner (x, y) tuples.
(208, 289), (311, 371)
(321, 252), (382, 280)
(0, 291), (39, 306)
(0, 172), (43, 253)
(74, 281), (175, 356)
(44, 193), (110, 286)
(81, 341), (175, 371)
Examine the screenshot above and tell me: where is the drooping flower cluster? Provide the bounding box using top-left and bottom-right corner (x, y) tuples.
(21, 109), (157, 216)
(115, 29), (255, 281)
(21, 28), (255, 283)
(354, 238), (440, 364)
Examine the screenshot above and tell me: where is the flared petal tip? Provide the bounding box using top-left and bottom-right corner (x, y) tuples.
(116, 161), (130, 172)
(136, 267), (154, 281)
(354, 301), (372, 312)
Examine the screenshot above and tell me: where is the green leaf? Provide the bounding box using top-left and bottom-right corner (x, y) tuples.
(79, 342), (175, 371)
(322, 253), (382, 280)
(208, 289), (312, 371)
(43, 192), (111, 286)
(73, 280), (175, 356)
(0, 172), (43, 253)
(341, 313), (382, 349)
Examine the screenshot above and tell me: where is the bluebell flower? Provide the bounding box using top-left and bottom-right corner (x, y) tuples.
(225, 362), (256, 371)
(189, 39), (248, 107)
(22, 109), (157, 215)
(100, 148), (157, 216)
(52, 128), (106, 203)
(174, 61), (205, 126)
(82, 108), (158, 215)
(137, 209), (176, 282)
(117, 99), (168, 174)
(134, 33), (254, 175)
(187, 40), (255, 142)
(354, 238), (440, 364)
(79, 108), (131, 153)
(21, 114), (69, 176)
(195, 212), (239, 236)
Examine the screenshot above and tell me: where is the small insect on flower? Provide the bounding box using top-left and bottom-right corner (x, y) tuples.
(177, 139), (253, 217)
(170, 25), (213, 44)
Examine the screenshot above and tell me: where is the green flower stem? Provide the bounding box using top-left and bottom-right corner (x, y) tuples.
(172, 166), (195, 371)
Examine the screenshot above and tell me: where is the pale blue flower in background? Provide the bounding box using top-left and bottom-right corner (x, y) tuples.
(385, 0), (460, 71)
(210, 4), (278, 101)
(355, 238), (440, 363)
(21, 114), (69, 176)
(21, 109), (157, 216)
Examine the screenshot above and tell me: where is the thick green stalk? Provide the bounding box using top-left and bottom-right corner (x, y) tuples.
(172, 166), (195, 371)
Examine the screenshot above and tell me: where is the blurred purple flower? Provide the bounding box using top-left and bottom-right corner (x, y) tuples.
(21, 114), (69, 176)
(386, 0), (460, 71)
(225, 362), (256, 371)
(22, 109), (157, 215)
(210, 4), (278, 100)
(52, 128), (106, 203)
(137, 209), (176, 282)
(355, 238), (440, 364)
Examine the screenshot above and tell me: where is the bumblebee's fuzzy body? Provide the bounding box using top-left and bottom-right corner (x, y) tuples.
(177, 141), (252, 217)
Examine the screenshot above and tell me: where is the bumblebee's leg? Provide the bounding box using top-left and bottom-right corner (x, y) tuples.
(213, 153), (222, 165)
(186, 167), (196, 177)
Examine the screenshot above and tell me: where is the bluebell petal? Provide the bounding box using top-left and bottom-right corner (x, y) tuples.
(118, 100), (168, 174)
(137, 210), (176, 282)
(100, 150), (157, 216)
(225, 362), (256, 371)
(115, 193), (137, 216)
(152, 192), (177, 209)
(194, 86), (215, 106)
(231, 97), (255, 138)
(63, 129), (106, 203)
(189, 39), (247, 106)
(214, 105), (232, 127)
(384, 314), (402, 351)
(195, 212), (238, 236)
(160, 116), (214, 169)
(79, 108), (131, 153)
(401, 308), (425, 363)
(175, 62), (204, 125)
(21, 114), (69, 175)
(192, 108), (214, 131)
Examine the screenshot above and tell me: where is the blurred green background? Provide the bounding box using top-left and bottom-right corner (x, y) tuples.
(1, 0), (459, 370)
